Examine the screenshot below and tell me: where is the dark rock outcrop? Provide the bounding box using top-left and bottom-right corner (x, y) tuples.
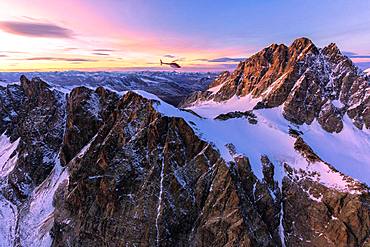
(60, 86), (119, 165)
(215, 110), (257, 124)
(0, 76), (65, 202)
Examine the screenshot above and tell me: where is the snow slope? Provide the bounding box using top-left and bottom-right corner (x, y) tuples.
(19, 159), (68, 247)
(0, 133), (20, 178)
(254, 107), (370, 186)
(187, 94), (260, 118)
(184, 92), (370, 186)
(0, 134), (19, 246)
(137, 91), (367, 191)
(0, 129), (72, 247)
(0, 194), (17, 247)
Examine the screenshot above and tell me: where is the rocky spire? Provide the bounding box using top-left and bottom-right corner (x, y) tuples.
(288, 37), (319, 58)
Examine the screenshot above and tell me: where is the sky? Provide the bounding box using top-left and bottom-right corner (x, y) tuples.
(0, 0), (370, 72)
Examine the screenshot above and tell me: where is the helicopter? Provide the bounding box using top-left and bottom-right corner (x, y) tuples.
(160, 59), (181, 69)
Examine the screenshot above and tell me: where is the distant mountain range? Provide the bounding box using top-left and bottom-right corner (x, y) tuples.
(0, 38), (369, 246)
(0, 71), (217, 106)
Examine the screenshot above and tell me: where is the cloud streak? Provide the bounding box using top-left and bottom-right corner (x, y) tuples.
(0, 20), (73, 38)
(355, 62), (370, 70)
(196, 57), (245, 63)
(93, 49), (115, 52)
(0, 51), (26, 54)
(343, 51), (370, 59)
(21, 57), (97, 62)
(207, 57), (245, 62)
(62, 47), (78, 51)
(92, 52), (109, 56)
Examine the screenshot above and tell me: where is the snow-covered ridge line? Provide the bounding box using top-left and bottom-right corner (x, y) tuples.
(135, 90), (368, 191)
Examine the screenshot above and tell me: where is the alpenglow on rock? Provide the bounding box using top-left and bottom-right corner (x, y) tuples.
(0, 38), (369, 247)
(182, 37), (370, 132)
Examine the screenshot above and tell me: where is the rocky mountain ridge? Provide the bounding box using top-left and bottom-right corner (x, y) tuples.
(182, 38), (369, 133)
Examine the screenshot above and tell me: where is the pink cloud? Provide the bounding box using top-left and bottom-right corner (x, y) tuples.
(0, 20), (73, 38)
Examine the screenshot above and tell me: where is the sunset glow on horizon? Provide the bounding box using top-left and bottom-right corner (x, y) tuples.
(1, 0), (370, 72)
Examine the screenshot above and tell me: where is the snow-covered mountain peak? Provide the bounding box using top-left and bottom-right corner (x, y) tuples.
(181, 38), (369, 133)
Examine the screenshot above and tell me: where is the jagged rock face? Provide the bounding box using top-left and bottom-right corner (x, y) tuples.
(182, 38), (319, 104)
(51, 93), (273, 246)
(178, 73), (231, 106)
(283, 136), (370, 246)
(0, 76), (65, 202)
(0, 84), (26, 135)
(51, 92), (285, 246)
(60, 86), (119, 165)
(208, 71), (230, 88)
(283, 175), (370, 247)
(182, 38), (370, 132)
